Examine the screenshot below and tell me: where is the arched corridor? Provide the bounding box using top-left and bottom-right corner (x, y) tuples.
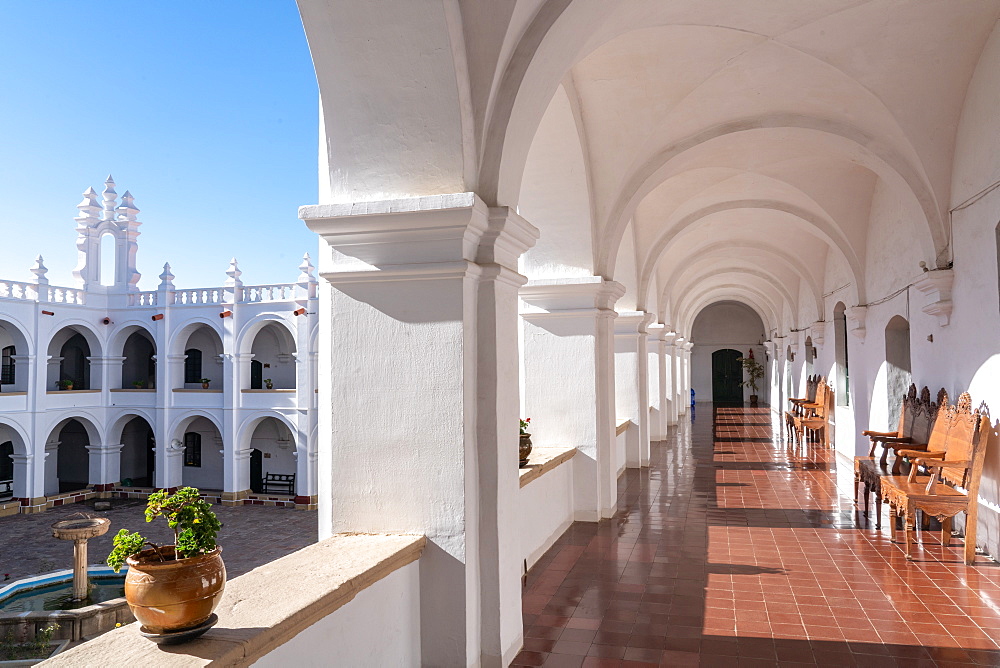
(516, 406), (1000, 666)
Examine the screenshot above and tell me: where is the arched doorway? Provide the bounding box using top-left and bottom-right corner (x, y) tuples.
(885, 316), (912, 424)
(60, 333), (91, 390)
(51, 419), (91, 494)
(247, 417), (296, 495)
(120, 416), (155, 487)
(175, 325), (223, 389)
(180, 417), (223, 491)
(0, 440), (12, 500)
(121, 330), (156, 389)
(711, 349), (743, 403)
(247, 322), (297, 390)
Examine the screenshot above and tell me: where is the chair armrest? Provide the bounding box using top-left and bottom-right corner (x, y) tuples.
(897, 448), (937, 459)
(863, 430), (900, 437)
(878, 436), (913, 444)
(922, 460), (971, 469)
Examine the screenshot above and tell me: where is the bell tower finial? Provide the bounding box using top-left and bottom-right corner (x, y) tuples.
(102, 175), (118, 221)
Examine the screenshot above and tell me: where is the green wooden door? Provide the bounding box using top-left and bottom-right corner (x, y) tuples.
(712, 349), (743, 402)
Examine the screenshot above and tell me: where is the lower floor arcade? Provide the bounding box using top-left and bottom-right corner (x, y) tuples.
(514, 405), (1000, 667)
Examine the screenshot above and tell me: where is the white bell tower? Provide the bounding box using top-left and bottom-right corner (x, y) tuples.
(72, 175), (141, 293)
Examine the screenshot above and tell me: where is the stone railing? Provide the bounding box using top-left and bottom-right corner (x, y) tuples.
(49, 287), (86, 304)
(172, 287), (224, 305)
(42, 533), (425, 667)
(0, 282), (87, 305)
(0, 280), (35, 301)
(127, 291), (157, 306)
(241, 283), (296, 303)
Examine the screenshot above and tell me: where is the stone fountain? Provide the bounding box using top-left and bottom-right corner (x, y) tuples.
(50, 515), (111, 600)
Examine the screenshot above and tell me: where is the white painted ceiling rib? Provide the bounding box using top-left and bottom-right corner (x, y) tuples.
(510, 0), (1000, 339)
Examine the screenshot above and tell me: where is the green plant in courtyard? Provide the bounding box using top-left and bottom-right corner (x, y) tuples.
(519, 417), (531, 435)
(737, 356), (765, 396)
(106, 487), (221, 572)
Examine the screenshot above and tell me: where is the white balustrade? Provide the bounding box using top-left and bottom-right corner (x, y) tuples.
(0, 280), (34, 301)
(49, 286), (86, 304)
(241, 284), (295, 303)
(128, 291), (158, 306)
(173, 288), (223, 305)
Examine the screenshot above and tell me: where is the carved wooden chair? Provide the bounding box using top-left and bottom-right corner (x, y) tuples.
(854, 387), (941, 528)
(882, 393), (992, 564)
(792, 379), (833, 446)
(784, 374), (819, 439)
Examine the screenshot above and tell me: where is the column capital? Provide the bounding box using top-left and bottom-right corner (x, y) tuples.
(520, 277), (625, 313)
(614, 311), (655, 336)
(86, 443), (124, 455)
(301, 192), (538, 277)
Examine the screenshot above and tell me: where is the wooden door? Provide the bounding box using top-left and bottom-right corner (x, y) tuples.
(712, 349), (743, 402)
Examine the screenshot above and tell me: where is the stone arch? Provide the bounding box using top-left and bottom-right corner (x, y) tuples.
(44, 415), (102, 495)
(665, 265), (800, 329)
(237, 315), (298, 390)
(0, 419), (30, 499)
(46, 322), (104, 392)
(112, 324), (157, 390)
(238, 413), (298, 495)
(675, 288), (780, 339)
(0, 317), (32, 392)
(114, 414), (156, 488)
(171, 412), (224, 492)
(171, 320), (224, 389)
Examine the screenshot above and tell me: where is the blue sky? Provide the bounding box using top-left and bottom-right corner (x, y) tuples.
(0, 1), (318, 290)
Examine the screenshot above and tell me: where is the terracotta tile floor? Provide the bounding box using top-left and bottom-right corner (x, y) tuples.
(515, 404), (1000, 667)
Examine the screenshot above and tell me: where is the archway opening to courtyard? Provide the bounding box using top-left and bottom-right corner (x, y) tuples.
(0, 319), (29, 392)
(247, 417), (296, 495)
(691, 301), (766, 404)
(120, 416), (155, 488)
(248, 322), (297, 390)
(48, 326), (100, 391)
(178, 326), (223, 390)
(121, 329), (156, 390)
(885, 315), (912, 426)
(48, 418), (92, 495)
(181, 417), (223, 492)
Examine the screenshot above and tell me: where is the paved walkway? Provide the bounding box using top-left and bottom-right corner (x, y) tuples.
(0, 498), (317, 583)
(516, 404), (1000, 667)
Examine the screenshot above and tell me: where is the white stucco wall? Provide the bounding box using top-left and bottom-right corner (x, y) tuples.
(518, 460), (575, 570)
(252, 560), (421, 668)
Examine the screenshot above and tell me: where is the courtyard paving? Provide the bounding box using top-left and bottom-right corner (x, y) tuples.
(0, 498), (318, 583)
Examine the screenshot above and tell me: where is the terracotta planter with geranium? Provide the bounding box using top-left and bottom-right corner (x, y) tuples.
(519, 418), (532, 467)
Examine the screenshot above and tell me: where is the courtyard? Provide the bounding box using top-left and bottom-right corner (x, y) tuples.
(0, 499), (318, 584)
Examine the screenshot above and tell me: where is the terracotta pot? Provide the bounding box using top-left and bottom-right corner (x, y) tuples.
(749, 395), (759, 406)
(201, 383), (210, 390)
(125, 546), (226, 634)
(519, 433), (532, 467)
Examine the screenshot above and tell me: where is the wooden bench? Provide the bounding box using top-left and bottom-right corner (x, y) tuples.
(784, 374), (819, 440)
(262, 472), (295, 495)
(881, 393), (992, 563)
(854, 386), (940, 527)
(792, 379), (833, 447)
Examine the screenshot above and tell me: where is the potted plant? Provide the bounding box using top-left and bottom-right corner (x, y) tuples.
(107, 487), (225, 640)
(200, 378), (211, 390)
(132, 380), (145, 389)
(737, 355), (765, 406)
(263, 378), (273, 390)
(519, 418), (532, 468)
(57, 379), (74, 391)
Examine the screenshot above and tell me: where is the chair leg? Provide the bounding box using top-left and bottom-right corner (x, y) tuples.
(889, 504), (898, 542)
(879, 446), (889, 468)
(965, 511), (978, 565)
(941, 516), (951, 548)
(891, 451), (902, 475)
(904, 507), (914, 559)
(921, 512), (931, 531)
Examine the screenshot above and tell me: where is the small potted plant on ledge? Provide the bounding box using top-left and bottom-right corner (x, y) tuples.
(132, 380), (145, 389)
(107, 487), (225, 642)
(263, 378), (273, 390)
(737, 354), (765, 406)
(57, 379), (74, 391)
(519, 418), (532, 468)
(200, 378), (211, 390)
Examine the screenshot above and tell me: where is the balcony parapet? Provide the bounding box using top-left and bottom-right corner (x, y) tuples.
(42, 533), (426, 667)
(518, 445), (577, 488)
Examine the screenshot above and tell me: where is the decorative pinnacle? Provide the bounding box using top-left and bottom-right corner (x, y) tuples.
(297, 252), (316, 283)
(158, 262), (175, 289)
(102, 175), (118, 221)
(225, 258), (243, 287)
(116, 189), (139, 222)
(75, 187), (101, 223)
(30, 255), (49, 284)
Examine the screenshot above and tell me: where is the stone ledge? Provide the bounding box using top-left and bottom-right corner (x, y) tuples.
(172, 389), (223, 393)
(519, 446), (577, 488)
(240, 389), (296, 393)
(616, 420), (631, 436)
(41, 533), (426, 668)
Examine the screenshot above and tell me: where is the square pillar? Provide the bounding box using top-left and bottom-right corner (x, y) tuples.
(520, 277), (624, 521)
(86, 443), (124, 494)
(614, 312), (654, 467)
(303, 193), (538, 668)
(646, 325), (668, 439)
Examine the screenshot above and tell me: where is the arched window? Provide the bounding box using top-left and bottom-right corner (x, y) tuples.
(885, 316), (912, 423)
(183, 432), (202, 467)
(100, 233), (116, 286)
(184, 348), (202, 384)
(1, 345), (14, 385)
(833, 303), (849, 405)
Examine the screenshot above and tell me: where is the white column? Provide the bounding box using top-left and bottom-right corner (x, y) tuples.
(670, 337), (685, 416)
(10, 453), (33, 500)
(86, 443), (124, 487)
(520, 277), (624, 521)
(682, 342), (694, 412)
(646, 325), (666, 440)
(614, 312), (654, 467)
(303, 193), (538, 668)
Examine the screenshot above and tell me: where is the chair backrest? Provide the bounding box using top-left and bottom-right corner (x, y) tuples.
(964, 403), (993, 500)
(805, 375), (819, 402)
(813, 379), (833, 419)
(908, 386), (939, 446)
(940, 393), (981, 488)
(924, 389), (952, 455)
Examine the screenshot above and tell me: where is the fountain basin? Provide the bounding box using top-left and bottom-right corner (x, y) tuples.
(50, 517), (110, 541)
(0, 568), (134, 642)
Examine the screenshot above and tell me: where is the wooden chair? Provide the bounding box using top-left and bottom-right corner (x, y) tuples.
(795, 380), (834, 447)
(854, 387), (941, 528)
(881, 393), (992, 564)
(784, 374), (819, 439)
